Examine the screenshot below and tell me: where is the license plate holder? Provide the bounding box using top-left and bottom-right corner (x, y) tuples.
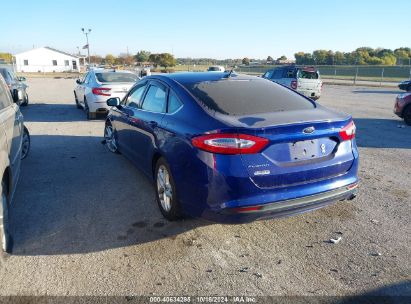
(289, 140), (319, 161)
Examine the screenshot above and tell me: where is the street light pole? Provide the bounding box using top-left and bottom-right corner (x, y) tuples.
(81, 28), (91, 65)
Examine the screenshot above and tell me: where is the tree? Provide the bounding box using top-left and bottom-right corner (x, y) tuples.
(0, 53), (12, 63)
(277, 55), (287, 61)
(242, 57), (250, 65)
(149, 53), (176, 68)
(105, 54), (115, 65)
(135, 50), (151, 63)
(267, 56), (274, 63)
(118, 53), (134, 66)
(89, 55), (103, 65)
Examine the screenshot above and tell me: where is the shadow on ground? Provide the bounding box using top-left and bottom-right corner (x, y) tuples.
(352, 90), (401, 95)
(353, 118), (411, 149)
(11, 134), (207, 256)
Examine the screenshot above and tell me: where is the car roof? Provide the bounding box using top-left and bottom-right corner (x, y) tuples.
(150, 72), (257, 84)
(91, 69), (136, 74)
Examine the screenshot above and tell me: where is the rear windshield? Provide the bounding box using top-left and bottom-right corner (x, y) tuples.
(208, 67), (221, 71)
(298, 70), (319, 79)
(95, 72), (138, 83)
(183, 79), (314, 116)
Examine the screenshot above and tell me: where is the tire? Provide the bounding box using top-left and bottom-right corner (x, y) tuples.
(403, 105), (411, 126)
(85, 100), (95, 120)
(20, 93), (29, 107)
(104, 123), (120, 154)
(74, 92), (81, 109)
(21, 126), (30, 160)
(1, 181), (12, 254)
(154, 157), (182, 221)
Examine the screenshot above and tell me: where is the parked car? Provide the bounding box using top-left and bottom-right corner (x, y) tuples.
(262, 66), (322, 100)
(0, 73), (25, 253)
(74, 69), (140, 119)
(394, 92), (411, 125)
(207, 66), (225, 72)
(103, 72), (358, 223)
(0, 67), (29, 106)
(398, 80), (411, 92)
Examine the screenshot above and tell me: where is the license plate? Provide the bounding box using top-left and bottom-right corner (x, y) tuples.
(289, 140), (319, 161)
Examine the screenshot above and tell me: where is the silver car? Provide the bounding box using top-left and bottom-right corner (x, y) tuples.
(74, 69), (140, 119)
(0, 74), (26, 253)
(262, 66), (322, 100)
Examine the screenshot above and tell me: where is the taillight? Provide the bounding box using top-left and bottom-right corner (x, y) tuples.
(339, 120), (356, 141)
(291, 80), (297, 89)
(92, 87), (111, 96)
(191, 133), (269, 154)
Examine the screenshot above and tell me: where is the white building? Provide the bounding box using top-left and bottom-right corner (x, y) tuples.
(14, 47), (85, 73)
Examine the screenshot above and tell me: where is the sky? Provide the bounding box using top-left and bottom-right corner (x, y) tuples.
(0, 0), (409, 60)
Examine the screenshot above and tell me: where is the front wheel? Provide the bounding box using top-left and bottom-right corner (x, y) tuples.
(85, 100), (95, 120)
(1, 182), (12, 254)
(104, 123), (119, 153)
(403, 106), (411, 126)
(21, 126), (30, 159)
(154, 158), (182, 221)
(20, 93), (29, 107)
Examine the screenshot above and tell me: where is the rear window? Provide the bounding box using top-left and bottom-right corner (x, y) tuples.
(208, 67), (221, 71)
(95, 72), (138, 83)
(298, 70), (319, 79)
(183, 79), (314, 116)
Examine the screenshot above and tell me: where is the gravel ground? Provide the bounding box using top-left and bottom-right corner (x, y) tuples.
(0, 78), (409, 298)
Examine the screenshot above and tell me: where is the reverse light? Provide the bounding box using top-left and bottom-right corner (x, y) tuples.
(191, 133), (269, 154)
(92, 87), (111, 96)
(339, 120), (356, 141)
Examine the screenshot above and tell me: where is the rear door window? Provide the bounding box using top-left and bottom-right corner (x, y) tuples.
(271, 69), (284, 79)
(283, 68), (296, 78)
(167, 91), (183, 113)
(141, 84), (167, 113)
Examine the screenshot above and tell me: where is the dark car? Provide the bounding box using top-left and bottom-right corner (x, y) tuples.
(398, 80), (411, 92)
(394, 92), (411, 125)
(103, 72), (358, 224)
(0, 68), (29, 106)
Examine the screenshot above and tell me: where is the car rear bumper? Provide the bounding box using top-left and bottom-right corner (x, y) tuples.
(201, 183), (358, 224)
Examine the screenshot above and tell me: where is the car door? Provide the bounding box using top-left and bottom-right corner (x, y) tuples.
(0, 77), (22, 194)
(128, 81), (167, 173)
(110, 81), (149, 158)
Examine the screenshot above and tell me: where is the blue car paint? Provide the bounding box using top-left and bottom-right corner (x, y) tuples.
(107, 72), (359, 223)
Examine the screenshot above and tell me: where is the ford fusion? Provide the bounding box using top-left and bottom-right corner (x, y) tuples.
(104, 72), (359, 223)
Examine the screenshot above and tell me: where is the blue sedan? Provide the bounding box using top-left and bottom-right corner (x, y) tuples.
(104, 72), (359, 223)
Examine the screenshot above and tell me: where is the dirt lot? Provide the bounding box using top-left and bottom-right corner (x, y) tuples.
(0, 78), (410, 297)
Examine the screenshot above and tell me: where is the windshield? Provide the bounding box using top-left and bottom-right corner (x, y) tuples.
(208, 67), (221, 71)
(183, 79), (314, 116)
(95, 72), (139, 83)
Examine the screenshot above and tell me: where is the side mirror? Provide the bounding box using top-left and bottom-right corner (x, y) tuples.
(76, 79), (82, 84)
(12, 90), (24, 103)
(107, 97), (120, 107)
(17, 76), (26, 82)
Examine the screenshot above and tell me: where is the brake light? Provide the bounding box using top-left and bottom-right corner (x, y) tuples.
(92, 87), (111, 96)
(191, 133), (269, 154)
(339, 120), (356, 141)
(291, 80), (297, 89)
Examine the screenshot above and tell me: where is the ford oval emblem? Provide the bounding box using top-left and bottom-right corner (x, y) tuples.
(303, 126), (315, 134)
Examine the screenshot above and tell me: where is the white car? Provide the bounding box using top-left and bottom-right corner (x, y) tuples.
(207, 66), (225, 72)
(74, 69), (140, 119)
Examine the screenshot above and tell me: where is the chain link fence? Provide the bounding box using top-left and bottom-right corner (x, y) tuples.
(235, 65), (411, 84)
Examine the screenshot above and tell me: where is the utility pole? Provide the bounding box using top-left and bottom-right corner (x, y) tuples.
(81, 28), (91, 65)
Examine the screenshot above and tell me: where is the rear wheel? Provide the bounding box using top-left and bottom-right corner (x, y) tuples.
(74, 92), (81, 109)
(1, 181), (12, 254)
(21, 93), (29, 107)
(85, 100), (95, 120)
(21, 126), (30, 159)
(154, 158), (182, 221)
(403, 105), (411, 126)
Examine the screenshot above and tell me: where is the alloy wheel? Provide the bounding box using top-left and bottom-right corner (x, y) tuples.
(104, 125), (117, 152)
(157, 165), (173, 212)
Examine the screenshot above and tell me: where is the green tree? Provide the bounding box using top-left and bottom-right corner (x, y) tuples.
(267, 56), (274, 63)
(135, 50), (151, 62)
(0, 53), (12, 63)
(242, 57), (250, 65)
(158, 53), (176, 68)
(277, 55), (287, 61)
(105, 54), (115, 65)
